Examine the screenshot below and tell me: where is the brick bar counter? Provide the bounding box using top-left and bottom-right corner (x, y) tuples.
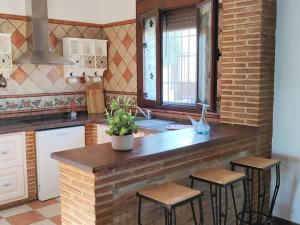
(51, 124), (268, 225)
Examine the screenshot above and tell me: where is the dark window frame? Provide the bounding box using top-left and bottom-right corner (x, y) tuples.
(136, 0), (219, 113)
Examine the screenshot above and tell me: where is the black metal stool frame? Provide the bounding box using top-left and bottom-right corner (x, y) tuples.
(190, 175), (246, 225)
(230, 162), (281, 225)
(136, 192), (204, 225)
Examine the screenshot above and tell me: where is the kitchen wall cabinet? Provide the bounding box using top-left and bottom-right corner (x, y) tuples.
(63, 38), (108, 83)
(97, 125), (146, 145)
(0, 132), (28, 205)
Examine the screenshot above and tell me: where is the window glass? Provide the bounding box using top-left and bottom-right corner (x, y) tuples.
(198, 1), (212, 104)
(163, 7), (197, 105)
(143, 16), (157, 101)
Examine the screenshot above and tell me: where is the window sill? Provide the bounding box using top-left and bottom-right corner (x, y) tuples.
(142, 107), (220, 123)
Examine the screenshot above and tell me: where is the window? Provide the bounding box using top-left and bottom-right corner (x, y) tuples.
(137, 0), (219, 113)
(162, 7), (198, 105)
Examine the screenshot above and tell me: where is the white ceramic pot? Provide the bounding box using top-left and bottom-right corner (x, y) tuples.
(111, 134), (134, 151)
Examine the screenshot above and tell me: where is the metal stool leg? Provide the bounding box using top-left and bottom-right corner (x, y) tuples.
(191, 200), (198, 225)
(138, 198), (143, 225)
(218, 186), (222, 225)
(168, 209), (173, 225)
(210, 184), (217, 225)
(231, 184), (238, 225)
(269, 165), (281, 218)
(173, 208), (177, 225)
(165, 208), (169, 225)
(198, 197), (204, 225)
(224, 186), (228, 225)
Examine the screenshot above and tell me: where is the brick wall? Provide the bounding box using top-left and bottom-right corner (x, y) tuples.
(25, 131), (38, 201)
(220, 0), (276, 128)
(59, 132), (268, 225)
(85, 124), (98, 146)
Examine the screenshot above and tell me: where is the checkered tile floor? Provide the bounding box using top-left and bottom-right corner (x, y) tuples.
(0, 199), (61, 225)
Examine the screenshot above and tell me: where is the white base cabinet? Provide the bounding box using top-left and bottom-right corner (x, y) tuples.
(0, 132), (28, 205)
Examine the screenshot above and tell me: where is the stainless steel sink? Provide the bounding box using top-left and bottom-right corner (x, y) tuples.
(135, 119), (175, 129)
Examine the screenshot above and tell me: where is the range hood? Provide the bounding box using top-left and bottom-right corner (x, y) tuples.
(14, 0), (68, 65)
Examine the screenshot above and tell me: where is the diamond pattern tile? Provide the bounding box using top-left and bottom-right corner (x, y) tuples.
(0, 199), (61, 225)
(47, 68), (61, 83)
(11, 67), (28, 85)
(123, 34), (133, 49)
(49, 33), (59, 49)
(102, 22), (138, 93)
(11, 30), (26, 48)
(0, 17), (102, 98)
(123, 68), (133, 82)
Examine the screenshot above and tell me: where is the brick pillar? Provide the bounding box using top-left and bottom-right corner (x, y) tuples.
(85, 124), (98, 146)
(221, 0), (276, 129)
(25, 131), (38, 200)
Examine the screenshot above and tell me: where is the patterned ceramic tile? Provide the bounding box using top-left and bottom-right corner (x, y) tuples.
(103, 23), (137, 95)
(11, 67), (27, 85)
(0, 93), (86, 113)
(0, 17), (102, 102)
(0, 199), (60, 225)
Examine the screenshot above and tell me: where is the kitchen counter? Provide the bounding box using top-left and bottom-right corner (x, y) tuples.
(52, 123), (264, 225)
(0, 112), (107, 134)
(51, 124), (258, 173)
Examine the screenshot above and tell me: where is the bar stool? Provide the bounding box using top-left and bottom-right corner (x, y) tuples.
(190, 169), (246, 225)
(136, 183), (204, 225)
(231, 156), (281, 225)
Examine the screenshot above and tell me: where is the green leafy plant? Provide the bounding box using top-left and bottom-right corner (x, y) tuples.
(105, 97), (138, 136)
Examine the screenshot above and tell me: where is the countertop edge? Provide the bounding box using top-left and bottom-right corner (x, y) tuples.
(51, 125), (259, 173)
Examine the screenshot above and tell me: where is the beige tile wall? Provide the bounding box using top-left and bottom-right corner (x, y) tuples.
(103, 23), (137, 96)
(0, 18), (102, 96)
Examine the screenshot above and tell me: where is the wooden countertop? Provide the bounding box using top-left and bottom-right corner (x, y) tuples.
(51, 123), (258, 173)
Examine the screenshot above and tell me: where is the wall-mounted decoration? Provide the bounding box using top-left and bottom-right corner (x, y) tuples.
(63, 38), (108, 84)
(0, 33), (12, 88)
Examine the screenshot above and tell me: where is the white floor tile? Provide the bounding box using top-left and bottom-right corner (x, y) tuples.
(36, 203), (60, 219)
(0, 205), (32, 218)
(0, 219), (10, 225)
(30, 219), (56, 225)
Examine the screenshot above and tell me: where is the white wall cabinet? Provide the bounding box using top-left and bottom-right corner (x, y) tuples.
(63, 38), (108, 83)
(97, 125), (145, 145)
(0, 132), (28, 205)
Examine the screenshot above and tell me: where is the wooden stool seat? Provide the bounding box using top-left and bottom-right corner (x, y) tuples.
(191, 169), (245, 186)
(231, 156), (280, 170)
(137, 183), (202, 209)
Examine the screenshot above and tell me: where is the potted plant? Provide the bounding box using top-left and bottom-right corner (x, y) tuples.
(69, 104), (77, 120)
(106, 97), (138, 151)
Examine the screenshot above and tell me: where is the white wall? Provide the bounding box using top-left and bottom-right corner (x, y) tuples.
(273, 0), (300, 223)
(99, 0), (136, 24)
(0, 0), (102, 24)
(0, 0), (135, 24)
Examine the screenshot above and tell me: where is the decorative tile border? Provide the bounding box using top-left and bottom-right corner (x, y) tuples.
(0, 92), (86, 113)
(104, 91), (137, 106)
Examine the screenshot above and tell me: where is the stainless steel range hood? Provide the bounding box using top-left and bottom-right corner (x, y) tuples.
(14, 0), (68, 65)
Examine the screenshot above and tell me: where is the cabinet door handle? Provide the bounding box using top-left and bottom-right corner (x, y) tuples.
(3, 183), (12, 188)
(1, 151), (9, 155)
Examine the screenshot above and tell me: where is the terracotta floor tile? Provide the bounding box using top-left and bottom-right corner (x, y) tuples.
(28, 199), (59, 210)
(50, 215), (61, 225)
(6, 211), (45, 225)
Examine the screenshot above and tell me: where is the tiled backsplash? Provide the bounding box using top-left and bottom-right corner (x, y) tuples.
(103, 22), (137, 95)
(0, 16), (102, 115)
(0, 92), (86, 113)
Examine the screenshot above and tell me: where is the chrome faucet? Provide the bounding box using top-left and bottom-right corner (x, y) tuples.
(136, 106), (152, 120)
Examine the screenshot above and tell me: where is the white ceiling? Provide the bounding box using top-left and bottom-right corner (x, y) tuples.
(0, 0), (136, 24)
